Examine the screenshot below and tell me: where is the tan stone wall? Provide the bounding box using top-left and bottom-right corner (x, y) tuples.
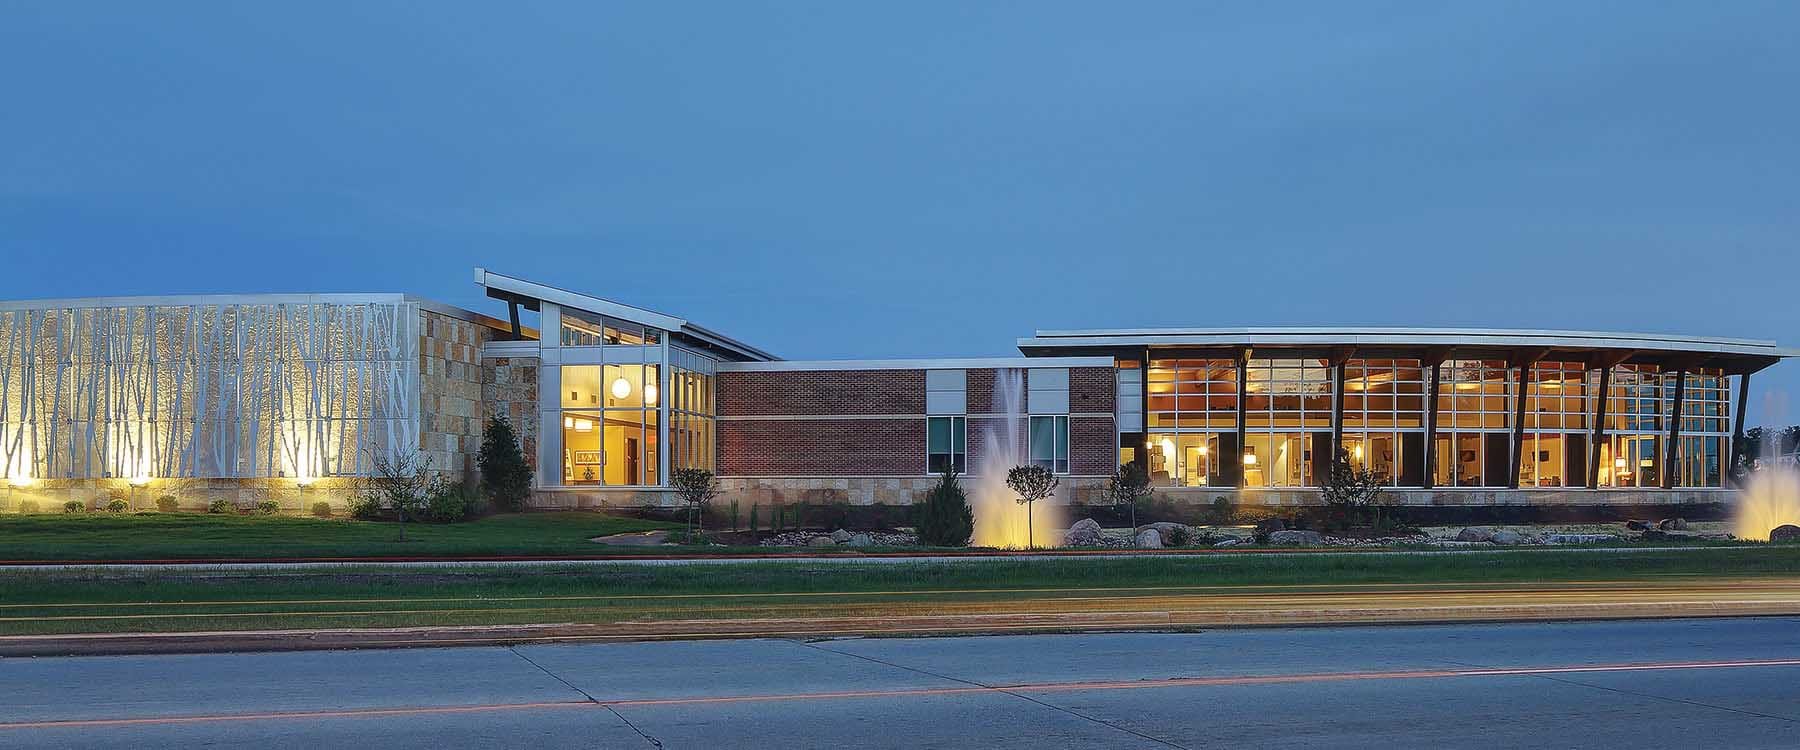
(419, 310), (499, 479)
(1144, 486), (1736, 508)
(525, 475), (1111, 510)
(2, 477), (363, 514)
(481, 355), (540, 474)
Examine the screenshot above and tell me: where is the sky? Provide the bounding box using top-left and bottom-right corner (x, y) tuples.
(3, 2), (1797, 424)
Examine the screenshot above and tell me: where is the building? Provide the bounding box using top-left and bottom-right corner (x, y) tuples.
(1, 269), (1792, 513)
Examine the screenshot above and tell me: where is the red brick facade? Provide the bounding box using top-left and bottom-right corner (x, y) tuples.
(717, 364), (1117, 478)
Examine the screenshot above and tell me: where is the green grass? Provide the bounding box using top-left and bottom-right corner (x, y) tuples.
(3, 546), (1799, 635)
(0, 512), (677, 561)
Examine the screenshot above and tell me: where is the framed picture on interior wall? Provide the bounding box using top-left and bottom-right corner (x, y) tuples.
(1539, 450), (1551, 461)
(572, 450), (602, 466)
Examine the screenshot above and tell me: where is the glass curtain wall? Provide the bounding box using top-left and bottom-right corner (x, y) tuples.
(1598, 364), (1663, 487)
(667, 347), (717, 474)
(1432, 359), (1515, 487)
(1676, 369), (1729, 487)
(1518, 361), (1592, 487)
(1242, 358), (1332, 487)
(559, 364), (658, 486)
(1145, 359), (1236, 487)
(1340, 359), (1427, 486)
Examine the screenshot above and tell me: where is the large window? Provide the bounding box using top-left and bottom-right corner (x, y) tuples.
(1145, 359), (1236, 487)
(1341, 359), (1427, 486)
(1242, 358), (1332, 487)
(1598, 364), (1664, 487)
(668, 347), (717, 474)
(560, 309), (660, 347)
(1029, 415), (1069, 474)
(1432, 359), (1515, 487)
(1518, 361), (1593, 488)
(927, 416), (966, 474)
(560, 364), (659, 486)
(1676, 370), (1730, 487)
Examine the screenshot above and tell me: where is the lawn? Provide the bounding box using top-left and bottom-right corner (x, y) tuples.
(4, 546), (1800, 635)
(0, 511), (677, 561)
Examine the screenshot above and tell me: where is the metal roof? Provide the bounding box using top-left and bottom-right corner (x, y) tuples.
(474, 268), (777, 361)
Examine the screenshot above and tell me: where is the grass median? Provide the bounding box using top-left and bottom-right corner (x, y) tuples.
(4, 546), (1800, 636)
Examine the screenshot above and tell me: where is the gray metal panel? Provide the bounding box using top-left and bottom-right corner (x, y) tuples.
(1018, 327), (1789, 358)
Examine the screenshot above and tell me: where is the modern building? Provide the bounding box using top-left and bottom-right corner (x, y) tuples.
(1, 269), (1792, 513)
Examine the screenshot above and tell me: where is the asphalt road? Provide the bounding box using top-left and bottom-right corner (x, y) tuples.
(5, 618), (1800, 748)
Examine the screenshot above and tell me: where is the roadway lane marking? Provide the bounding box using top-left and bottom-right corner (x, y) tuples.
(6, 657), (1800, 731)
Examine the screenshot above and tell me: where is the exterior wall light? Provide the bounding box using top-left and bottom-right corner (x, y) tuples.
(611, 377), (632, 399)
(6, 475), (31, 489)
(129, 475), (151, 487)
(296, 476), (315, 488)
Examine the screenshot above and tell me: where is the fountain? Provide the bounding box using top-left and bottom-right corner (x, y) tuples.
(1732, 391), (1800, 541)
(969, 368), (1066, 548)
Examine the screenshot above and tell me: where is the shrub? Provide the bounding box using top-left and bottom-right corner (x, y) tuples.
(311, 501), (333, 518)
(729, 500), (741, 531)
(63, 500), (84, 513)
(1167, 525), (1196, 547)
(1210, 496), (1234, 524)
(207, 498), (233, 514)
(106, 498), (129, 513)
(422, 479), (481, 523)
(256, 499), (280, 515)
(345, 493), (384, 520)
(917, 471), (975, 547)
(671, 468), (722, 533)
(155, 495), (179, 513)
(1105, 463), (1153, 529)
(748, 504), (760, 535)
(478, 415), (532, 512)
(17, 499), (41, 514)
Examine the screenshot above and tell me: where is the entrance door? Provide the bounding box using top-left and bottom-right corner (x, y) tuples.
(625, 437), (640, 485)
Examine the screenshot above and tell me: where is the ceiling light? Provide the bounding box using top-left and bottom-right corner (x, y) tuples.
(612, 377), (632, 399)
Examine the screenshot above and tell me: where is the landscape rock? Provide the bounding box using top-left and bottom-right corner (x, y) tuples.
(1541, 533), (1619, 545)
(1063, 524), (1104, 547)
(1455, 527), (1496, 543)
(1489, 529), (1524, 545)
(1213, 538), (1241, 548)
(1134, 522), (1198, 547)
(1657, 518), (1689, 531)
(1268, 530), (1324, 546)
(1770, 525), (1800, 543)
(1068, 518), (1101, 533)
(1133, 529), (1163, 548)
(829, 529), (853, 543)
(848, 533), (874, 547)
(807, 535), (838, 547)
(1625, 520), (1652, 531)
(1254, 518), (1287, 534)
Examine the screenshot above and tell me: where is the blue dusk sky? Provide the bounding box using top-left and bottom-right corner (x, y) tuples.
(3, 2), (1797, 424)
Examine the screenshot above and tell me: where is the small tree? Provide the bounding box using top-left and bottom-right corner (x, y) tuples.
(363, 448), (434, 542)
(1320, 448), (1386, 530)
(478, 415), (532, 512)
(1006, 464), (1059, 549)
(1104, 463), (1153, 529)
(670, 467), (721, 534)
(917, 470), (975, 547)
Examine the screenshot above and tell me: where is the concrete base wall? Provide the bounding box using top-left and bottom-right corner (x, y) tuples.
(1, 478), (363, 514)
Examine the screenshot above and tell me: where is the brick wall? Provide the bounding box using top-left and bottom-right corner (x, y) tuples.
(718, 370), (925, 416)
(1070, 366), (1117, 475)
(718, 418), (926, 475)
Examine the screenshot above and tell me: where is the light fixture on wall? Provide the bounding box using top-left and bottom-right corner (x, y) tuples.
(612, 377), (632, 399)
(128, 475), (151, 487)
(7, 475), (32, 488)
(296, 476), (315, 489)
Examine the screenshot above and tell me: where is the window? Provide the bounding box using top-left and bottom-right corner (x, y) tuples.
(927, 416), (965, 474)
(560, 363), (659, 486)
(1029, 415), (1069, 474)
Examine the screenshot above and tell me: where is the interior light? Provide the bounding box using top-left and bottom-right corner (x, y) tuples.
(575, 418), (594, 432)
(1352, 444), (1364, 461)
(564, 416), (575, 429)
(1243, 450), (1258, 467)
(1197, 445), (1208, 456)
(644, 383), (658, 406)
(611, 377), (632, 399)
(1640, 458), (1654, 468)
(1614, 457), (1627, 470)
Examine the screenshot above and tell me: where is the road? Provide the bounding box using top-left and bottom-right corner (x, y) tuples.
(4, 618), (1800, 748)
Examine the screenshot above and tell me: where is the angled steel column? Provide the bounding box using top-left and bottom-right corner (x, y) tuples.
(1508, 358), (1530, 489)
(1663, 368), (1688, 489)
(1731, 371), (1752, 476)
(1421, 351), (1448, 490)
(507, 300), (522, 340)
(1235, 349), (1249, 489)
(1587, 364), (1612, 489)
(1135, 347), (1150, 475)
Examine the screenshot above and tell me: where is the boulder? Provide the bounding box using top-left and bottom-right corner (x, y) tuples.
(1255, 518), (1287, 534)
(1135, 522), (1198, 547)
(807, 535), (838, 548)
(1134, 529), (1163, 548)
(1268, 530), (1324, 546)
(1770, 525), (1800, 543)
(1455, 527), (1496, 543)
(1657, 518), (1689, 531)
(1069, 518), (1102, 534)
(1541, 533), (1619, 545)
(1624, 520), (1652, 531)
(848, 533), (874, 547)
(1063, 526), (1104, 547)
(829, 529), (853, 543)
(1213, 538), (1242, 548)
(1489, 529), (1524, 545)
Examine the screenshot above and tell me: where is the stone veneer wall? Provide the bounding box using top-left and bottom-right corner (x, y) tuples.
(2, 477), (364, 513)
(481, 355), (540, 475)
(419, 310), (500, 478)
